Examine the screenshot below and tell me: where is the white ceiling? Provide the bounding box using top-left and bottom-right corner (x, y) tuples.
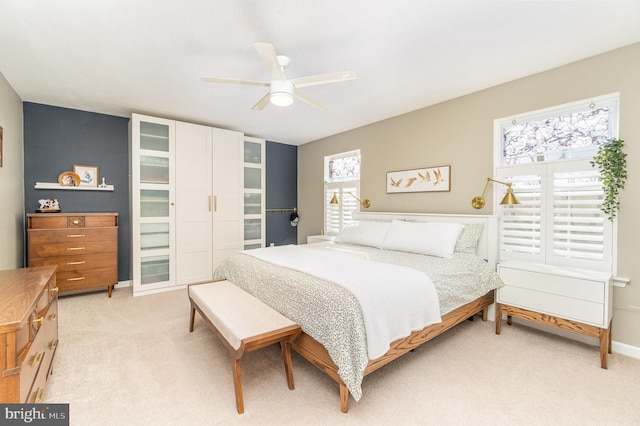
(1, 1), (639, 145)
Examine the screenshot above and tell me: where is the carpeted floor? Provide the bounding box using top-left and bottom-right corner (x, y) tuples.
(43, 287), (640, 425)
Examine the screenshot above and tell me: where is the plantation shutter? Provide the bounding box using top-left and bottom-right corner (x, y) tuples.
(325, 181), (359, 235)
(497, 166), (544, 264)
(497, 159), (611, 270)
(549, 160), (611, 270)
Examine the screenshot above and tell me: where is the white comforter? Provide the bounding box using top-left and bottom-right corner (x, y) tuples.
(245, 244), (442, 359)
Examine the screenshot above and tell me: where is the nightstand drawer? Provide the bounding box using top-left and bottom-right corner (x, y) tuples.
(498, 266), (605, 304)
(498, 285), (604, 325)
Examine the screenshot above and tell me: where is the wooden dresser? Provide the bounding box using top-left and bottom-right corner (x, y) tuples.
(0, 266), (58, 403)
(27, 213), (119, 297)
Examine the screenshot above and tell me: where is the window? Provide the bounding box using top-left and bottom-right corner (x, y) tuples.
(324, 150), (361, 235)
(494, 94), (619, 272)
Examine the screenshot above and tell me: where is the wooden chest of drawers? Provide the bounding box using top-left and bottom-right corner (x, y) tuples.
(0, 266), (58, 403)
(27, 213), (119, 297)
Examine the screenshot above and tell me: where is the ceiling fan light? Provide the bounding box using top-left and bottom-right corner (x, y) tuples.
(270, 91), (293, 107)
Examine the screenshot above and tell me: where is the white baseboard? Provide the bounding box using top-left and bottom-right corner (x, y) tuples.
(117, 280), (132, 288)
(611, 341), (640, 359)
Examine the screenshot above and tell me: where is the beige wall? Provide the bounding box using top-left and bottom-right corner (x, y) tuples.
(0, 71), (25, 269)
(298, 43), (640, 348)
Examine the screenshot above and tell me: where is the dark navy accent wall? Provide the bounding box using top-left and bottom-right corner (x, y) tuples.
(265, 141), (297, 246)
(23, 103), (131, 282)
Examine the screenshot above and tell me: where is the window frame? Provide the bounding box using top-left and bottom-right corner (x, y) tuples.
(493, 93), (620, 274)
(323, 150), (361, 235)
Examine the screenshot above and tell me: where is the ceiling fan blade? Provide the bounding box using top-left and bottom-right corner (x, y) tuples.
(291, 71), (357, 89)
(253, 42), (285, 81)
(201, 77), (269, 87)
(293, 89), (328, 110)
(251, 92), (272, 111)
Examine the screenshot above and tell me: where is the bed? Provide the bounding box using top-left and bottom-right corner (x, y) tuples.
(213, 212), (503, 412)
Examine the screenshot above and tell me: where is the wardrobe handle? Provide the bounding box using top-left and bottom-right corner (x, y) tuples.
(214, 196), (217, 212)
(208, 195), (212, 212)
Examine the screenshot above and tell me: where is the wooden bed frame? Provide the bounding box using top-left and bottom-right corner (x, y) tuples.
(294, 212), (498, 412)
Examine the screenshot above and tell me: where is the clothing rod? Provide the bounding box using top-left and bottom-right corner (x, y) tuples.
(265, 207), (297, 213)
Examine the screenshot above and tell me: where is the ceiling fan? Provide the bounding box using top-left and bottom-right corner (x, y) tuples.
(201, 42), (357, 110)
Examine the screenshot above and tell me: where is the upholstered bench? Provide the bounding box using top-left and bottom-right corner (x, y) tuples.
(188, 280), (301, 414)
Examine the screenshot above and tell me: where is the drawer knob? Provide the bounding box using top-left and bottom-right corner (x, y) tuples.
(67, 277), (86, 281)
(51, 286), (59, 295)
(67, 261), (86, 265)
(67, 234), (85, 238)
(67, 247), (85, 251)
(35, 387), (44, 403)
(50, 339), (58, 351)
(33, 317), (44, 327)
(49, 313), (57, 321)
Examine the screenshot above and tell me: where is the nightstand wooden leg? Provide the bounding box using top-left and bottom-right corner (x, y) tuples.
(495, 303), (502, 334)
(599, 327), (609, 369)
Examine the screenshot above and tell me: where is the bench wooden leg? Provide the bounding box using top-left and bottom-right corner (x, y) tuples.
(232, 358), (244, 414)
(280, 341), (295, 390)
(189, 306), (196, 332)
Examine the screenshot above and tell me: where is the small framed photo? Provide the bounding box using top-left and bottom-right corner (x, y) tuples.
(73, 165), (99, 187)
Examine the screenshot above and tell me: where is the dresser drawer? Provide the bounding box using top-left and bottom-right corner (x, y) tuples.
(28, 239), (117, 258)
(19, 319), (47, 403)
(58, 268), (117, 291)
(28, 214), (118, 230)
(29, 227), (117, 244)
(29, 252), (117, 273)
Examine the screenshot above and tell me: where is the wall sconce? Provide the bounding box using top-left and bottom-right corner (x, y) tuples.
(330, 192), (371, 208)
(471, 178), (520, 209)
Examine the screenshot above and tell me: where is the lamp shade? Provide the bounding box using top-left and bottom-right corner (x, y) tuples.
(500, 186), (520, 205)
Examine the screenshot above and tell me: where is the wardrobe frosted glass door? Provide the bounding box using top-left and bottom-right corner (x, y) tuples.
(131, 114), (176, 295)
(243, 138), (265, 250)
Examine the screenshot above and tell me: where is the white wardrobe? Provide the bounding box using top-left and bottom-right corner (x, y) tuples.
(130, 113), (264, 296)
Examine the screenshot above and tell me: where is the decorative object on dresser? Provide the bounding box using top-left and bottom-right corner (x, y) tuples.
(27, 213), (119, 297)
(0, 266), (58, 403)
(496, 261), (613, 368)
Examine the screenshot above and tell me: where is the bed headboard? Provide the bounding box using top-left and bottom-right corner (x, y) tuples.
(353, 212), (498, 269)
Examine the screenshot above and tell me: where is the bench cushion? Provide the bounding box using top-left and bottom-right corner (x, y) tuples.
(189, 280), (297, 350)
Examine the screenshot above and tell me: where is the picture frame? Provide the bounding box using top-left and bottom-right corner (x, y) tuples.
(386, 165), (451, 193)
(73, 164), (99, 187)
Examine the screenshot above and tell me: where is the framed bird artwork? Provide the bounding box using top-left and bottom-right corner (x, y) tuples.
(386, 165), (451, 193)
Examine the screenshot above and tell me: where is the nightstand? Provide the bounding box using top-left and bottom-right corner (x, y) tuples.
(496, 261), (613, 368)
(306, 235), (335, 244)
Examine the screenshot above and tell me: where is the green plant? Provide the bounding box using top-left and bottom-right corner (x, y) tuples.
(591, 138), (627, 220)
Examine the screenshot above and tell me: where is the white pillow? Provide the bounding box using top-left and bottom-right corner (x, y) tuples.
(334, 221), (391, 248)
(381, 220), (464, 258)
